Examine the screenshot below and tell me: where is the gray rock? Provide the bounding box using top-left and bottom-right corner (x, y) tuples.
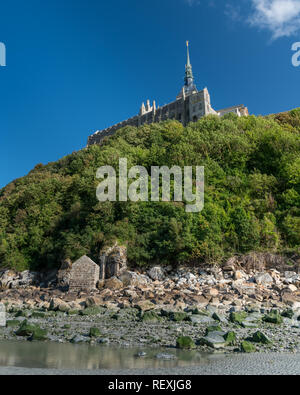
(70, 335), (88, 344)
(199, 333), (227, 349)
(255, 272), (273, 286)
(189, 315), (215, 325)
(242, 321), (258, 328)
(19, 271), (40, 287)
(284, 272), (300, 284)
(119, 271), (150, 287)
(137, 352), (147, 358)
(0, 270), (16, 289)
(206, 305), (218, 314)
(212, 312), (228, 324)
(241, 312), (262, 328)
(282, 317), (295, 326)
(98, 338), (110, 344)
(147, 266), (165, 281)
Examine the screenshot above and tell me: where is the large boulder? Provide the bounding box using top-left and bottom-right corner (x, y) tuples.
(18, 270), (40, 287)
(49, 298), (71, 312)
(0, 270), (16, 289)
(105, 277), (124, 290)
(0, 270), (40, 289)
(284, 271), (300, 284)
(119, 271), (150, 287)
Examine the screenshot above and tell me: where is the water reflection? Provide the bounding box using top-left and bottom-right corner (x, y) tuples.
(0, 341), (212, 370)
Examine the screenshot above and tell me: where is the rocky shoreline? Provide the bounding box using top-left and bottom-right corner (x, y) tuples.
(1, 253), (300, 354)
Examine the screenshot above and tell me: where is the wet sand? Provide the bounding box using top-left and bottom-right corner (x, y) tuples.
(1, 353), (300, 375)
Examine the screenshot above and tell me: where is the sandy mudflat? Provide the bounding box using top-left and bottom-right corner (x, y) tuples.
(1, 353), (300, 375)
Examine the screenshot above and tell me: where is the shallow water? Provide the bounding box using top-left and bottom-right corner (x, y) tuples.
(0, 340), (214, 370)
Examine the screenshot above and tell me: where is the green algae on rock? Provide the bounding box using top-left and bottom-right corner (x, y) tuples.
(176, 336), (196, 350)
(241, 341), (256, 353)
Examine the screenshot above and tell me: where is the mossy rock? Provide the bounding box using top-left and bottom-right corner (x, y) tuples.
(30, 327), (48, 341)
(68, 310), (79, 316)
(281, 309), (294, 319)
(229, 311), (247, 324)
(205, 325), (222, 336)
(16, 320), (38, 337)
(141, 311), (162, 323)
(263, 311), (283, 324)
(6, 320), (20, 328)
(45, 311), (56, 317)
(16, 320), (47, 340)
(250, 331), (272, 345)
(191, 308), (209, 316)
(63, 324), (71, 329)
(79, 307), (103, 316)
(224, 331), (236, 345)
(15, 310), (29, 318)
(89, 327), (101, 337)
(169, 312), (189, 322)
(176, 336), (196, 350)
(31, 311), (46, 319)
(241, 341), (256, 353)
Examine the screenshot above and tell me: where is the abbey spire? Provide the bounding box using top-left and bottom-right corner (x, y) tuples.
(184, 41), (194, 87)
(178, 41), (197, 98)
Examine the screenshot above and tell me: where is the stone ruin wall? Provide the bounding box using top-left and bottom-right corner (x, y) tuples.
(69, 260), (100, 292)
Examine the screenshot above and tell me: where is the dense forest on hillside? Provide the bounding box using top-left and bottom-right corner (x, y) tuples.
(0, 109), (300, 271)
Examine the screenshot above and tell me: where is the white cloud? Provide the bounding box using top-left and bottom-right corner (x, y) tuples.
(249, 0), (300, 39)
(225, 3), (242, 21)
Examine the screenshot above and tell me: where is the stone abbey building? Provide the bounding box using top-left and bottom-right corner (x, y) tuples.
(87, 42), (249, 146)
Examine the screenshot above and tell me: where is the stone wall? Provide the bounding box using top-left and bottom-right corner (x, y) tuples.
(57, 258), (72, 290)
(87, 87), (249, 147)
(99, 244), (127, 280)
(69, 255), (100, 293)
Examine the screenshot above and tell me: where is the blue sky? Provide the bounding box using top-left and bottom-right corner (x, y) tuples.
(0, 0), (299, 188)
